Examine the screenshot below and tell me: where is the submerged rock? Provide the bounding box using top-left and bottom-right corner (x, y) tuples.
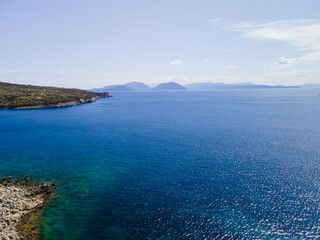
(0, 176), (55, 240)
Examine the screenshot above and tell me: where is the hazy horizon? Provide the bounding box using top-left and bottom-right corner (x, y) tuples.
(90, 80), (305, 90)
(1, 0), (320, 88)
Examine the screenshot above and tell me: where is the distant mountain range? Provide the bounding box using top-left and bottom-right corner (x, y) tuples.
(90, 82), (149, 92)
(185, 82), (299, 90)
(90, 81), (311, 92)
(91, 81), (186, 92)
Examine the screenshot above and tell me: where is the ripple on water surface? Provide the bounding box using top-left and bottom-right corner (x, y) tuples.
(0, 89), (320, 239)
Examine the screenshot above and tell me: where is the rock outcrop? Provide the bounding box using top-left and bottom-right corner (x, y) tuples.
(95, 92), (113, 98)
(0, 176), (55, 240)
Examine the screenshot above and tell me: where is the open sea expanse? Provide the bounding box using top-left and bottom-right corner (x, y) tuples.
(1, 89), (320, 239)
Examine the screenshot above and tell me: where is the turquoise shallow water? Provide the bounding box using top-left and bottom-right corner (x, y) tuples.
(1, 89), (320, 239)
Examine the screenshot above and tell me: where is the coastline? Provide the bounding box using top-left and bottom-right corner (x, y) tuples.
(0, 177), (55, 240)
(3, 92), (112, 110)
(0, 81), (113, 110)
(10, 96), (101, 110)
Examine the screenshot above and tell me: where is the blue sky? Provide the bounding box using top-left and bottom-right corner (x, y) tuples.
(1, 0), (320, 88)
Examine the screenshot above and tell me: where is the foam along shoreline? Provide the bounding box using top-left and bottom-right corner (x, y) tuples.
(0, 176), (55, 240)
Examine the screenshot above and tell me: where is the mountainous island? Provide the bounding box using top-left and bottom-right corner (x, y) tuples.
(184, 82), (299, 90)
(0, 82), (111, 110)
(91, 81), (186, 92)
(90, 81), (300, 93)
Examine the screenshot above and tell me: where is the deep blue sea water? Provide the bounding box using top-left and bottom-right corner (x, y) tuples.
(1, 89), (320, 239)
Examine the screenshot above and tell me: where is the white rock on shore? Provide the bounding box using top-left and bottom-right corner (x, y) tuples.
(0, 177), (54, 240)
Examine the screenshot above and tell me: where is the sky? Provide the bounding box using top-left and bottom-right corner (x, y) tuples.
(1, 0), (320, 89)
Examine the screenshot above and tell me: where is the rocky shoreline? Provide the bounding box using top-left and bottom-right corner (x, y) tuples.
(0, 177), (55, 240)
(11, 96), (100, 110)
(11, 93), (112, 110)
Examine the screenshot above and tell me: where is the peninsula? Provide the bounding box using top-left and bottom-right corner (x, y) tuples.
(0, 82), (111, 110)
(0, 176), (55, 240)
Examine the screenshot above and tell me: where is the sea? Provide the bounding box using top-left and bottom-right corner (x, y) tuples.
(1, 88), (320, 239)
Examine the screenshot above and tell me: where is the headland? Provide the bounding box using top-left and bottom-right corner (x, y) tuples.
(0, 82), (111, 110)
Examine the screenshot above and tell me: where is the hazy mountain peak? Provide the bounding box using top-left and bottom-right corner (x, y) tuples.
(153, 82), (187, 90)
(124, 82), (151, 91)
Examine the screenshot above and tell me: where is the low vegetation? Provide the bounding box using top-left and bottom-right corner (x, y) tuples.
(0, 82), (97, 109)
